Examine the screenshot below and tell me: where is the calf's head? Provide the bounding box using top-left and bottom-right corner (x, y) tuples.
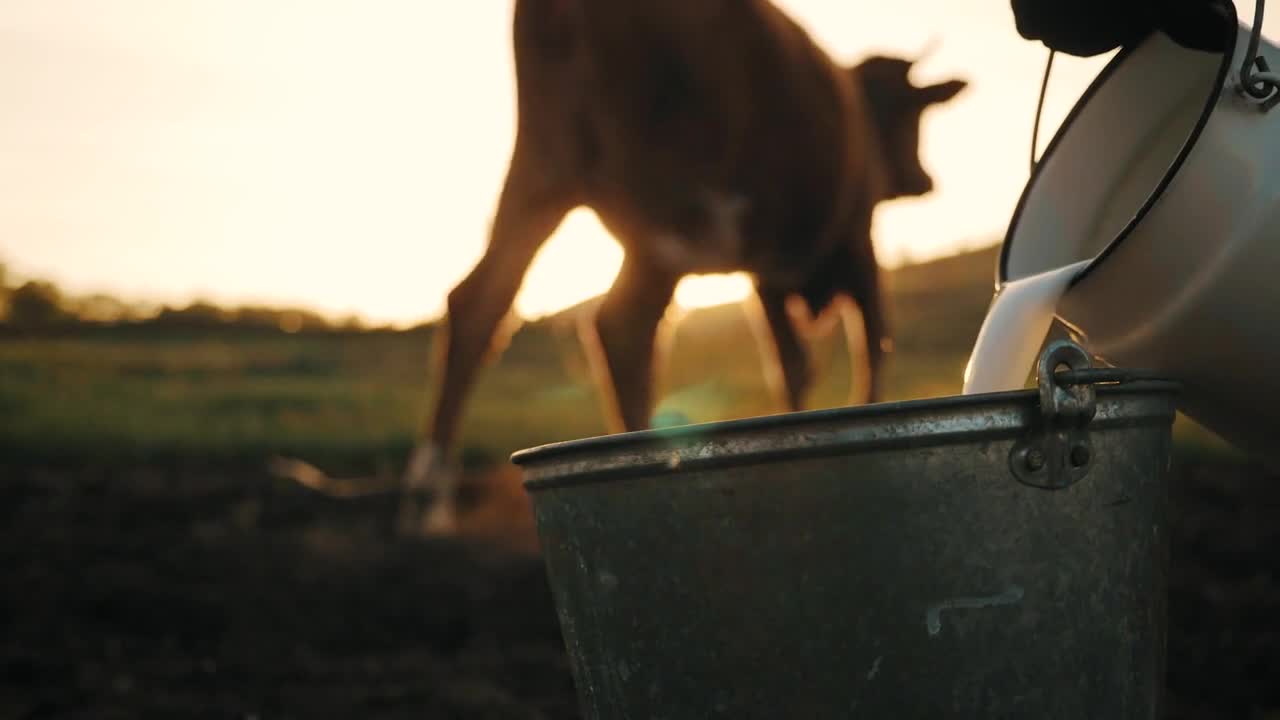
(852, 56), (967, 199)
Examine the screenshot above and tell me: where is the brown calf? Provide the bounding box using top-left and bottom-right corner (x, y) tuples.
(394, 0), (965, 534)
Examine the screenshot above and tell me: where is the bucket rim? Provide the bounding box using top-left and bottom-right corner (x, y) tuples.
(997, 3), (1241, 291)
(511, 380), (1179, 483)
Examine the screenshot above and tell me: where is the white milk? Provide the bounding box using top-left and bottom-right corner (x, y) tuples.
(962, 260), (1090, 395)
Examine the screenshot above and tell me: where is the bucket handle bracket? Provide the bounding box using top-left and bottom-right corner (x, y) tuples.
(1010, 340), (1098, 490)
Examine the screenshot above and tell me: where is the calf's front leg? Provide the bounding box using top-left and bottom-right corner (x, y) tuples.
(400, 141), (574, 537)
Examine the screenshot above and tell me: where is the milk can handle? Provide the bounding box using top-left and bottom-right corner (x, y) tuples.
(1028, 49), (1056, 173)
(1240, 0), (1280, 105)
(1031, 0), (1280, 172)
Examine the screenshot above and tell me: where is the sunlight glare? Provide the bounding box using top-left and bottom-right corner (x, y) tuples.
(674, 273), (754, 311)
(513, 208), (623, 320)
(512, 209), (757, 319)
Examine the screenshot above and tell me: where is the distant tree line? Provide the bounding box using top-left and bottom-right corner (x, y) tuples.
(0, 261), (417, 334)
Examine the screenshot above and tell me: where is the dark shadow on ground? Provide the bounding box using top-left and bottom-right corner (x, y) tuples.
(0, 458), (1276, 718)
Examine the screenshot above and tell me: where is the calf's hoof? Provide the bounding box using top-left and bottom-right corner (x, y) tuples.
(395, 443), (460, 538)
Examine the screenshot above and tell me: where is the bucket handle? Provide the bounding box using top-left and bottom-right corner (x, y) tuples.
(1031, 0), (1280, 172)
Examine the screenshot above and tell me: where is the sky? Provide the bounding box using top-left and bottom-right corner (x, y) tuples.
(2, 1), (1274, 326)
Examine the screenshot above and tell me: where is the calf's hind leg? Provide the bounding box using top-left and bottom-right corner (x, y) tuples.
(580, 256), (681, 434)
(745, 287), (814, 412)
(840, 260), (890, 406)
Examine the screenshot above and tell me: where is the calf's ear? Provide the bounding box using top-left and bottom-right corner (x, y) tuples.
(917, 79), (968, 106)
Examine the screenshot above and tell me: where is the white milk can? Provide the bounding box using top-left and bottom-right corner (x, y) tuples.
(998, 0), (1280, 464)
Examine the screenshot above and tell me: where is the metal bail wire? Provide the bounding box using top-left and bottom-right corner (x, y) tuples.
(1240, 0), (1280, 110)
(1032, 0), (1279, 172)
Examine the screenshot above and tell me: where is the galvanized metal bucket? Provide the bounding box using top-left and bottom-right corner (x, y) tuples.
(513, 340), (1180, 719)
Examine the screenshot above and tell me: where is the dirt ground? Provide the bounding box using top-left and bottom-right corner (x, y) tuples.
(1, 458), (1277, 719)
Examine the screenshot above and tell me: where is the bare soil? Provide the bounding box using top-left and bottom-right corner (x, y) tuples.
(1, 458), (1276, 718)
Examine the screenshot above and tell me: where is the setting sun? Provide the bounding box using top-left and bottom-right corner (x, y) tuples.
(514, 209), (624, 319)
(673, 273), (755, 311)
(514, 208), (756, 318)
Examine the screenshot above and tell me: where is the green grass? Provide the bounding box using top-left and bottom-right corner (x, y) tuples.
(0, 243), (1246, 470)
(0, 332), (421, 466)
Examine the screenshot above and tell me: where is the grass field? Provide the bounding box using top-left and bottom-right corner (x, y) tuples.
(0, 242), (1242, 473)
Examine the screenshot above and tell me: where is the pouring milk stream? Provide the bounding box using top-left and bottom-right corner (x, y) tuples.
(961, 261), (1090, 395)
